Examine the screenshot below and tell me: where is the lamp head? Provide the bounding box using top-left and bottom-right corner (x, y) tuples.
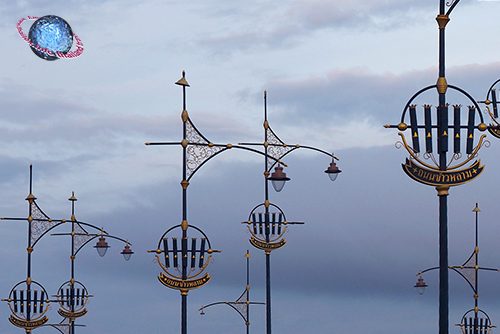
(94, 236), (110, 257)
(121, 243), (134, 261)
(414, 275), (428, 295)
(325, 160), (342, 181)
(268, 165), (290, 192)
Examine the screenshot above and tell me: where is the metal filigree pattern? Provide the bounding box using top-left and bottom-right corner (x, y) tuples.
(31, 202), (56, 245)
(233, 290), (249, 319)
(186, 119), (225, 179)
(74, 223), (94, 254)
(456, 252), (477, 288)
(52, 318), (70, 334)
(266, 127), (293, 168)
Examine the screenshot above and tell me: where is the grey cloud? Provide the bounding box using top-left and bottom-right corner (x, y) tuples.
(196, 0), (438, 56)
(253, 62), (500, 127)
(286, 0), (437, 30)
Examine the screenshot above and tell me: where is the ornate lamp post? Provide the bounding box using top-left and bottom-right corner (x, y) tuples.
(146, 72), (340, 334)
(385, 1), (494, 333)
(146, 72), (222, 334)
(49, 192), (133, 334)
(414, 204), (498, 334)
(0, 166), (132, 333)
(199, 250), (264, 334)
(239, 91), (340, 334)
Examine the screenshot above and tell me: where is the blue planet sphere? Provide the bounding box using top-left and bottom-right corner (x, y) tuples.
(28, 15), (73, 61)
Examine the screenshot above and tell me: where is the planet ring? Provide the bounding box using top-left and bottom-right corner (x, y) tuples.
(16, 16), (84, 59)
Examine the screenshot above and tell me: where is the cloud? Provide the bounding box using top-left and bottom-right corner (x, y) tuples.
(286, 0), (436, 30)
(196, 0), (437, 56)
(255, 62), (500, 125)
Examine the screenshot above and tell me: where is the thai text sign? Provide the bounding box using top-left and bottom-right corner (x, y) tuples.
(158, 272), (210, 290)
(250, 237), (286, 251)
(58, 308), (87, 318)
(9, 315), (47, 329)
(402, 158), (484, 186)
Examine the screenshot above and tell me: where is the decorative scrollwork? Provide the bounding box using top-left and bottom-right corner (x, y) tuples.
(233, 290), (249, 319)
(186, 119), (225, 179)
(246, 224), (288, 243)
(397, 132), (487, 171)
(73, 223), (94, 255)
(456, 252), (477, 288)
(423, 151), (439, 167)
(485, 106), (499, 126)
(31, 202), (56, 245)
(266, 127), (293, 167)
(397, 133), (438, 170)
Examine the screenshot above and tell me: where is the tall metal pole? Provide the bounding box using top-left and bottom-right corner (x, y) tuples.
(437, 1), (449, 333)
(27, 165), (34, 324)
(181, 72), (189, 334)
(474, 205), (479, 333)
(263, 91), (272, 334)
(70, 195), (77, 334)
(246, 250), (251, 334)
(386, 1), (494, 332)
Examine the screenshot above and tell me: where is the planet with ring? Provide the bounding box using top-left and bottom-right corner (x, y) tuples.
(16, 15), (84, 60)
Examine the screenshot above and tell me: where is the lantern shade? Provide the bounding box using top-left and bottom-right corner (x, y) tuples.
(268, 165), (290, 192)
(414, 276), (428, 295)
(121, 244), (134, 261)
(94, 236), (109, 257)
(325, 160), (342, 182)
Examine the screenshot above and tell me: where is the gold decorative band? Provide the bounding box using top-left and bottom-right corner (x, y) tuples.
(403, 158), (484, 187)
(249, 236), (286, 251)
(9, 315), (48, 329)
(58, 308), (87, 318)
(158, 272), (210, 290)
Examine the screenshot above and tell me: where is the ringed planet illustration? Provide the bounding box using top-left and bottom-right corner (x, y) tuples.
(16, 15), (84, 60)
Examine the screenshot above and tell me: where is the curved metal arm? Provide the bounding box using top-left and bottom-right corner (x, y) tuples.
(199, 300), (265, 323)
(42, 320), (86, 333)
(151, 223), (214, 250)
(200, 301), (248, 323)
(484, 79), (500, 101)
(446, 0), (462, 16)
(448, 85), (485, 123)
(417, 265), (499, 294)
(51, 220), (131, 256)
(187, 144), (279, 181)
(399, 84), (484, 124)
(267, 145), (337, 172)
(146, 141), (281, 182)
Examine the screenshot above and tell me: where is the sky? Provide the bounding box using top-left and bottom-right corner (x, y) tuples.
(2, 0), (500, 333)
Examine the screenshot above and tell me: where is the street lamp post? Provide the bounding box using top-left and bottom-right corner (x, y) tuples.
(414, 203), (498, 334)
(239, 91), (340, 334)
(49, 192), (133, 334)
(146, 72), (341, 334)
(0, 165), (132, 333)
(146, 72), (222, 334)
(385, 1), (494, 333)
(199, 250), (265, 334)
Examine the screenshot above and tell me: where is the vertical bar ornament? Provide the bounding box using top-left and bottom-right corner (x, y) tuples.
(453, 105), (461, 153)
(424, 105), (433, 153)
(492, 89), (498, 118)
(466, 107), (475, 155)
(409, 105), (420, 152)
(439, 104), (449, 153)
